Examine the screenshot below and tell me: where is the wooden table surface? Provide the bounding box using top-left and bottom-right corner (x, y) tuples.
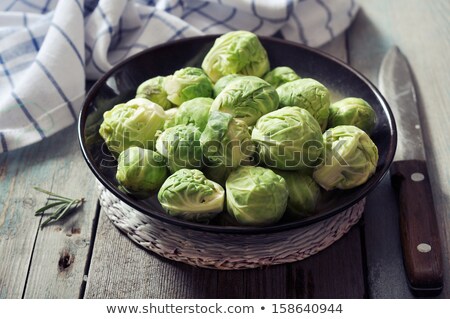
(1, 0), (449, 299)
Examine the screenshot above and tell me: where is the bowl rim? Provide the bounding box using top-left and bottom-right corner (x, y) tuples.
(78, 34), (397, 234)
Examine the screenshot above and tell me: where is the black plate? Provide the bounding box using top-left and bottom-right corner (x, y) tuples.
(78, 35), (397, 234)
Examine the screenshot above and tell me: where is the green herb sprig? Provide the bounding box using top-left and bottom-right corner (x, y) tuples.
(34, 187), (85, 228)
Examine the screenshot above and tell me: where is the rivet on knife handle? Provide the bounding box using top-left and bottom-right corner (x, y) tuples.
(390, 160), (443, 295)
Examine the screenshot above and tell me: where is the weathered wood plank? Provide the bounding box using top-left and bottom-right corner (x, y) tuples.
(85, 209), (365, 298)
(0, 125), (99, 299)
(348, 0), (450, 298)
(22, 125), (99, 299)
(0, 129), (68, 298)
(217, 223), (365, 298)
(238, 224), (365, 299)
(216, 224), (366, 298)
(84, 208), (220, 299)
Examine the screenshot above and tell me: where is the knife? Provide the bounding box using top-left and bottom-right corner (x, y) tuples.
(378, 47), (443, 296)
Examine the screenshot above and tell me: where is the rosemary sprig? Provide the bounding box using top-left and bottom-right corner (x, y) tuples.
(33, 187), (85, 228)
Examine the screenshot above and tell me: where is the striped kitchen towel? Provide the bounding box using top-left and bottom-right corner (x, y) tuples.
(0, 0), (358, 153)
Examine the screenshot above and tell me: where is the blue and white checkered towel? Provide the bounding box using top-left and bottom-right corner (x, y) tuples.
(0, 0), (358, 153)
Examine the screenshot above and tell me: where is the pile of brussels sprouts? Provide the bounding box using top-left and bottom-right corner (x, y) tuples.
(99, 31), (378, 227)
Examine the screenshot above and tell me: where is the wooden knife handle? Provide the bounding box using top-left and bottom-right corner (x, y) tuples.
(391, 160), (443, 296)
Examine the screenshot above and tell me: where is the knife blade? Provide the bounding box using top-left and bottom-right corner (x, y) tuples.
(379, 47), (443, 296)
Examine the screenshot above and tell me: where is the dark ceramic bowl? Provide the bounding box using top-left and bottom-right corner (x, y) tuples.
(78, 35), (397, 234)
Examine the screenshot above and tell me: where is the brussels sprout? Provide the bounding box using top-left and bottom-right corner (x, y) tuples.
(174, 97), (213, 131)
(313, 125), (378, 190)
(213, 74), (243, 97)
(155, 124), (202, 173)
(200, 111), (254, 168)
(158, 169), (225, 222)
(163, 107), (178, 130)
(99, 98), (166, 156)
(328, 97), (377, 134)
(164, 67), (213, 106)
(277, 78), (330, 131)
(136, 76), (173, 110)
(263, 66), (300, 88)
(226, 166), (288, 226)
(202, 30), (270, 82)
(251, 106), (323, 170)
(273, 169), (320, 218)
(116, 147), (168, 198)
(210, 76), (279, 126)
